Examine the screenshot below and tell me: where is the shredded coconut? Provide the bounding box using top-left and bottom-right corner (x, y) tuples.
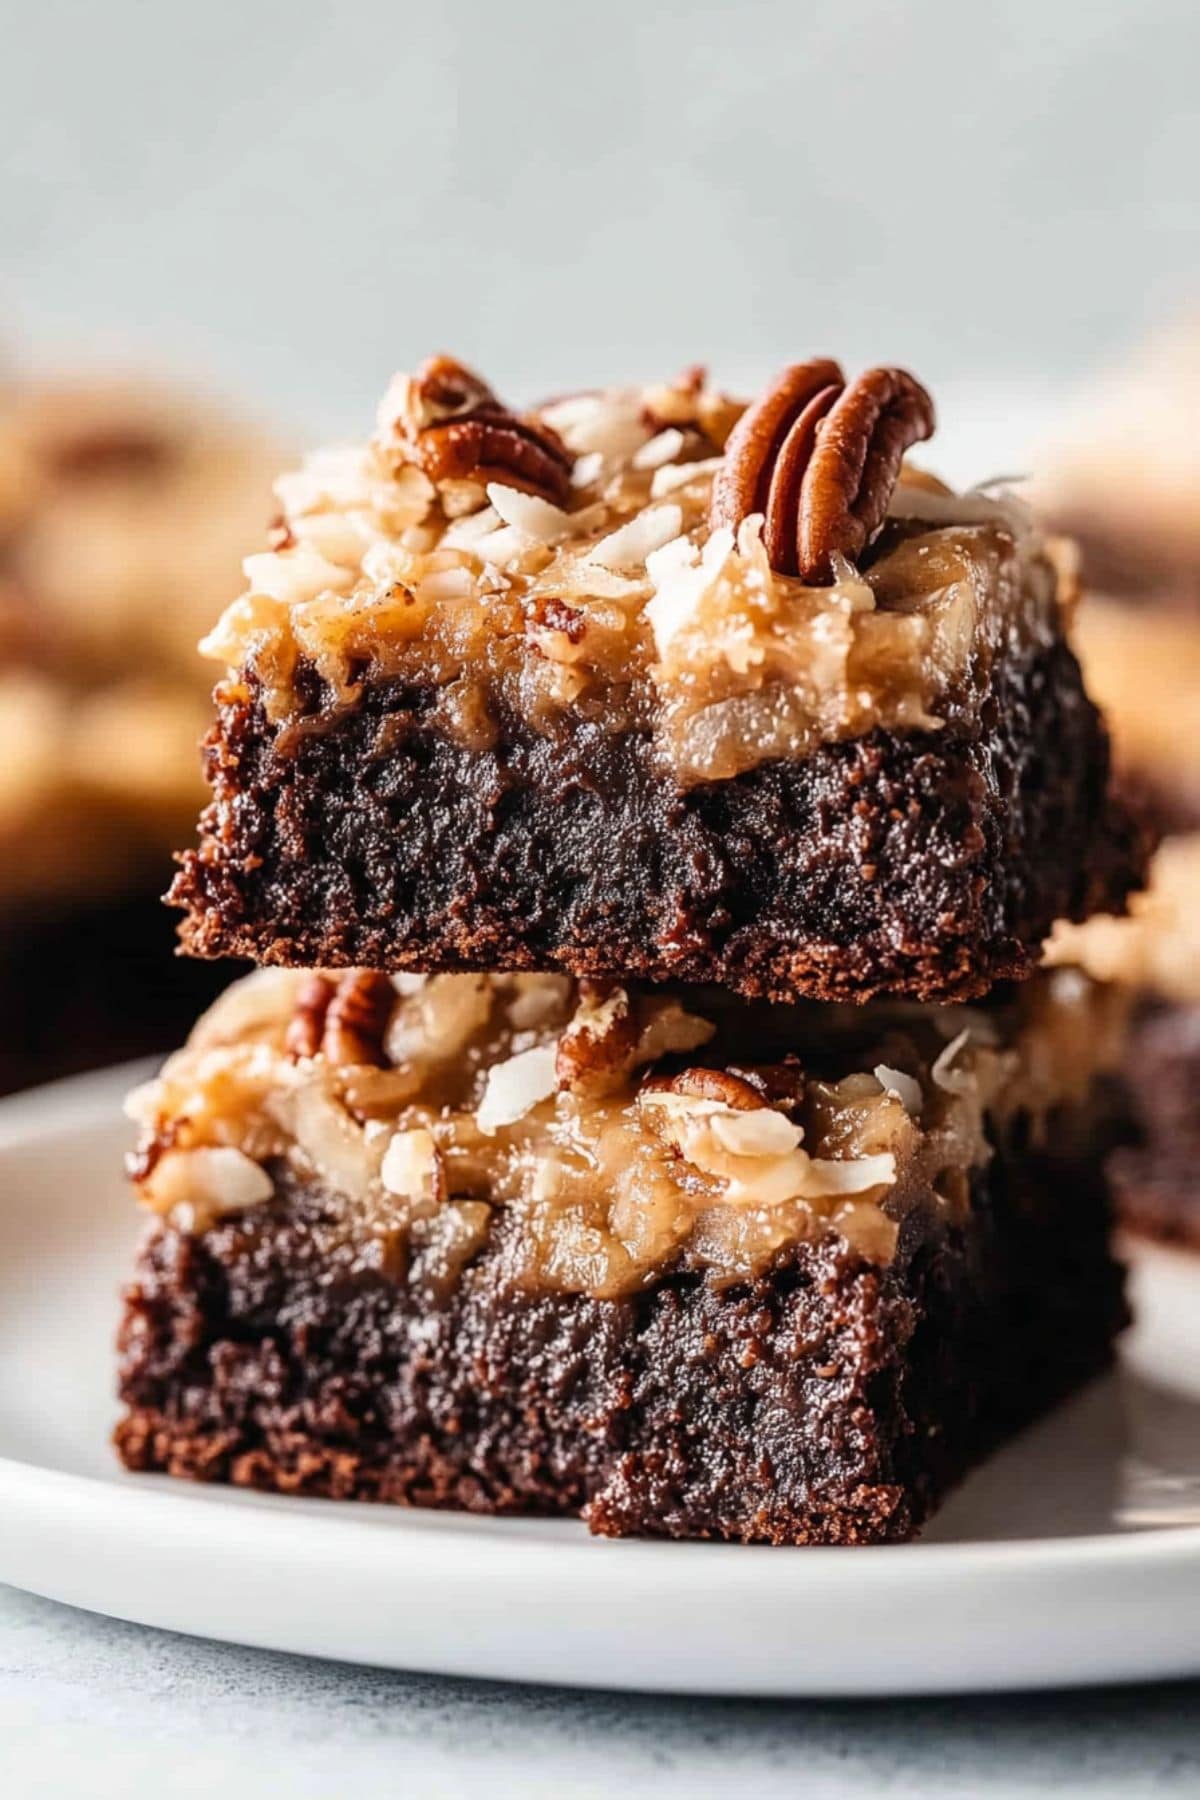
(380, 1126), (440, 1199)
(476, 1044), (558, 1134)
(650, 455), (724, 498)
(873, 1064), (923, 1114)
(485, 483), (574, 544)
(242, 542), (354, 606)
(587, 503), (683, 573)
(931, 1030), (974, 1095)
(633, 428), (686, 470)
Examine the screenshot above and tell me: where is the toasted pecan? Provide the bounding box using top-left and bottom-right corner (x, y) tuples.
(406, 353), (498, 428)
(709, 360), (934, 581)
(405, 355), (572, 504)
(800, 367), (935, 579)
(555, 983), (639, 1096)
(284, 973), (335, 1061)
(321, 972), (396, 1068)
(640, 1066), (767, 1110)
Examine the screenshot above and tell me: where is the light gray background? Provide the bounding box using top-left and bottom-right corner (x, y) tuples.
(3, 0), (1198, 436)
(3, 3), (1199, 1790)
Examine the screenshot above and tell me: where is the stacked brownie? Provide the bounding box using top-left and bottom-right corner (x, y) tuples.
(117, 355), (1146, 1543)
(1039, 325), (1200, 1247)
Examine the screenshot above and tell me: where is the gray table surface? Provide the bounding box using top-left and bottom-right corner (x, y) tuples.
(2, 1583), (1196, 1799)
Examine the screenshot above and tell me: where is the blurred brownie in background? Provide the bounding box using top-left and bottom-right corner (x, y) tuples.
(1038, 322), (1200, 1246)
(1051, 839), (1200, 1249)
(1035, 319), (1200, 831)
(0, 373), (278, 1092)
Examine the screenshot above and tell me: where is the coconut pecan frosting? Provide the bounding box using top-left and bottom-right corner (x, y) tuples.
(126, 969), (1128, 1299)
(200, 354), (1056, 787)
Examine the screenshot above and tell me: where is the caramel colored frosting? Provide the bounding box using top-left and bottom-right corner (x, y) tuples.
(127, 967), (1127, 1300)
(0, 376), (280, 909)
(200, 360), (1063, 788)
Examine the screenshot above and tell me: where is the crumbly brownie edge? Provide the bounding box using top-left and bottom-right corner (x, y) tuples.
(170, 639), (1146, 1005)
(1110, 1002), (1200, 1251)
(115, 1131), (1128, 1546)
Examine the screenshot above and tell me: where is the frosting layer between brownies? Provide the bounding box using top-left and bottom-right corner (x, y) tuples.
(127, 967), (1126, 1299)
(200, 358), (1064, 788)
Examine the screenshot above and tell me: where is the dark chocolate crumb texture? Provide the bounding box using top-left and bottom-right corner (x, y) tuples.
(170, 356), (1145, 1004)
(117, 966), (1130, 1543)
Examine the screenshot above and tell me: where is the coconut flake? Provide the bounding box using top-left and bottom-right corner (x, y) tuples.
(587, 503), (683, 573)
(380, 1126), (441, 1200)
(274, 444), (375, 517)
(887, 480), (1033, 540)
(873, 1064), (923, 1114)
(709, 1107), (804, 1158)
(416, 567), (476, 603)
(930, 1030), (974, 1095)
(644, 526), (734, 655)
(639, 1089), (896, 1206)
(374, 370), (413, 440)
(570, 451), (604, 489)
(475, 1044), (558, 1135)
(538, 391), (650, 462)
(804, 1152), (897, 1196)
(485, 483), (574, 544)
(242, 542), (354, 605)
(441, 505), (502, 548)
(650, 456), (724, 498)
(391, 972), (428, 997)
(466, 524), (535, 569)
(272, 1082), (375, 1197)
(633, 428), (686, 470)
(290, 510), (380, 568)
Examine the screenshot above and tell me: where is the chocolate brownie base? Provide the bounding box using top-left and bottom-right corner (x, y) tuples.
(171, 639), (1144, 1006)
(0, 892), (237, 1096)
(116, 1128), (1127, 1545)
(1110, 1004), (1200, 1250)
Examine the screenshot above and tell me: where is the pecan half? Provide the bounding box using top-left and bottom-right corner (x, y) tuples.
(800, 367), (936, 579)
(640, 1066), (766, 1110)
(404, 355), (572, 505)
(406, 354), (497, 429)
(722, 1059), (806, 1114)
(321, 972), (396, 1068)
(709, 360), (935, 582)
(284, 973), (335, 1061)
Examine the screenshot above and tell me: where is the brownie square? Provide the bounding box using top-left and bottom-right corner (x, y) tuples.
(169, 357), (1144, 1006)
(115, 966), (1129, 1544)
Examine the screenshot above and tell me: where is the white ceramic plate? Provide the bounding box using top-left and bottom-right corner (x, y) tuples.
(1, 1063), (1199, 1697)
